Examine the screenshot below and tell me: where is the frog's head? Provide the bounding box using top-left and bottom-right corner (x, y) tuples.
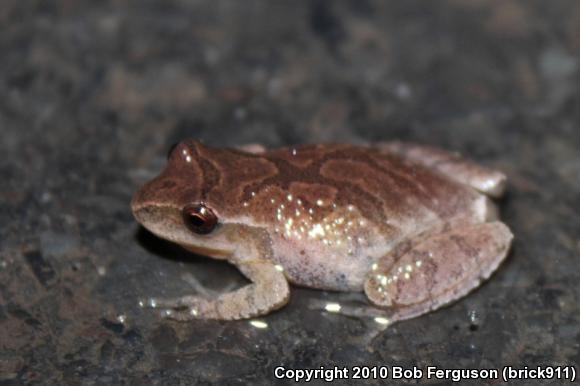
(131, 140), (276, 257)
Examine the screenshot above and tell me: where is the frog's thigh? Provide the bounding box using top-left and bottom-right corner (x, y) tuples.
(236, 144), (266, 154)
(375, 141), (506, 198)
(154, 260), (290, 320)
(364, 221), (513, 322)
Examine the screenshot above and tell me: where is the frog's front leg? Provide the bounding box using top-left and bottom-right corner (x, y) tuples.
(153, 259), (289, 320)
(364, 221), (513, 323)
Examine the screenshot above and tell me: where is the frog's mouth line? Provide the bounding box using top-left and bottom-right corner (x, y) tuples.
(132, 204), (233, 258)
(180, 243), (233, 259)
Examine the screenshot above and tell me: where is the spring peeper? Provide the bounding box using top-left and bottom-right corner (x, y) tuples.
(131, 140), (513, 322)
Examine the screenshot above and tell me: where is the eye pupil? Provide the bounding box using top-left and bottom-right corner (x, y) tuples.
(182, 203), (217, 234)
(189, 214), (205, 227)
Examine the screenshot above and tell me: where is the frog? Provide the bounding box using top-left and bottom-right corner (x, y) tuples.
(131, 140), (513, 322)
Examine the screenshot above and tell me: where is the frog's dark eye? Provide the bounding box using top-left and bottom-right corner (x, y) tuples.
(182, 203), (218, 234)
(167, 142), (179, 159)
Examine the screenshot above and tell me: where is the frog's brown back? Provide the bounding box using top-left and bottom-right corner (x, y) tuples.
(262, 144), (479, 224)
(192, 141), (481, 234)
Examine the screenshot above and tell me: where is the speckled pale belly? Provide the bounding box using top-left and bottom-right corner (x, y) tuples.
(270, 234), (388, 291)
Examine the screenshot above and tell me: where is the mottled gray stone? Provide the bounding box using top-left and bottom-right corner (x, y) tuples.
(1, 1), (579, 385)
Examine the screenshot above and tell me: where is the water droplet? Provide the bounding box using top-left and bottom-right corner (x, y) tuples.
(324, 303), (341, 313)
(249, 320), (268, 329)
(374, 317), (390, 325)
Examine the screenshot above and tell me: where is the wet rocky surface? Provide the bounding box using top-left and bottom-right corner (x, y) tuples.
(1, 1), (579, 385)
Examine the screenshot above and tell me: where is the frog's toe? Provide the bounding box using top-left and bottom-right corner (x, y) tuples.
(160, 306), (206, 321)
(152, 295), (220, 320)
(148, 295), (205, 309)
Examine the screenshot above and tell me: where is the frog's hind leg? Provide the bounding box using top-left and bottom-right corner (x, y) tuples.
(235, 144), (266, 154)
(364, 221), (513, 323)
(150, 260), (290, 320)
(375, 141), (507, 198)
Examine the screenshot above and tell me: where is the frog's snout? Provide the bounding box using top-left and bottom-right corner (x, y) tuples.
(131, 176), (179, 211)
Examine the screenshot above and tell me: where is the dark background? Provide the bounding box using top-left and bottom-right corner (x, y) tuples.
(1, 1), (579, 385)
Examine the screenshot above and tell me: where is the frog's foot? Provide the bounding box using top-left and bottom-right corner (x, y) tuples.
(364, 221), (513, 323)
(375, 141), (507, 198)
(150, 260), (290, 320)
(151, 295), (217, 320)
